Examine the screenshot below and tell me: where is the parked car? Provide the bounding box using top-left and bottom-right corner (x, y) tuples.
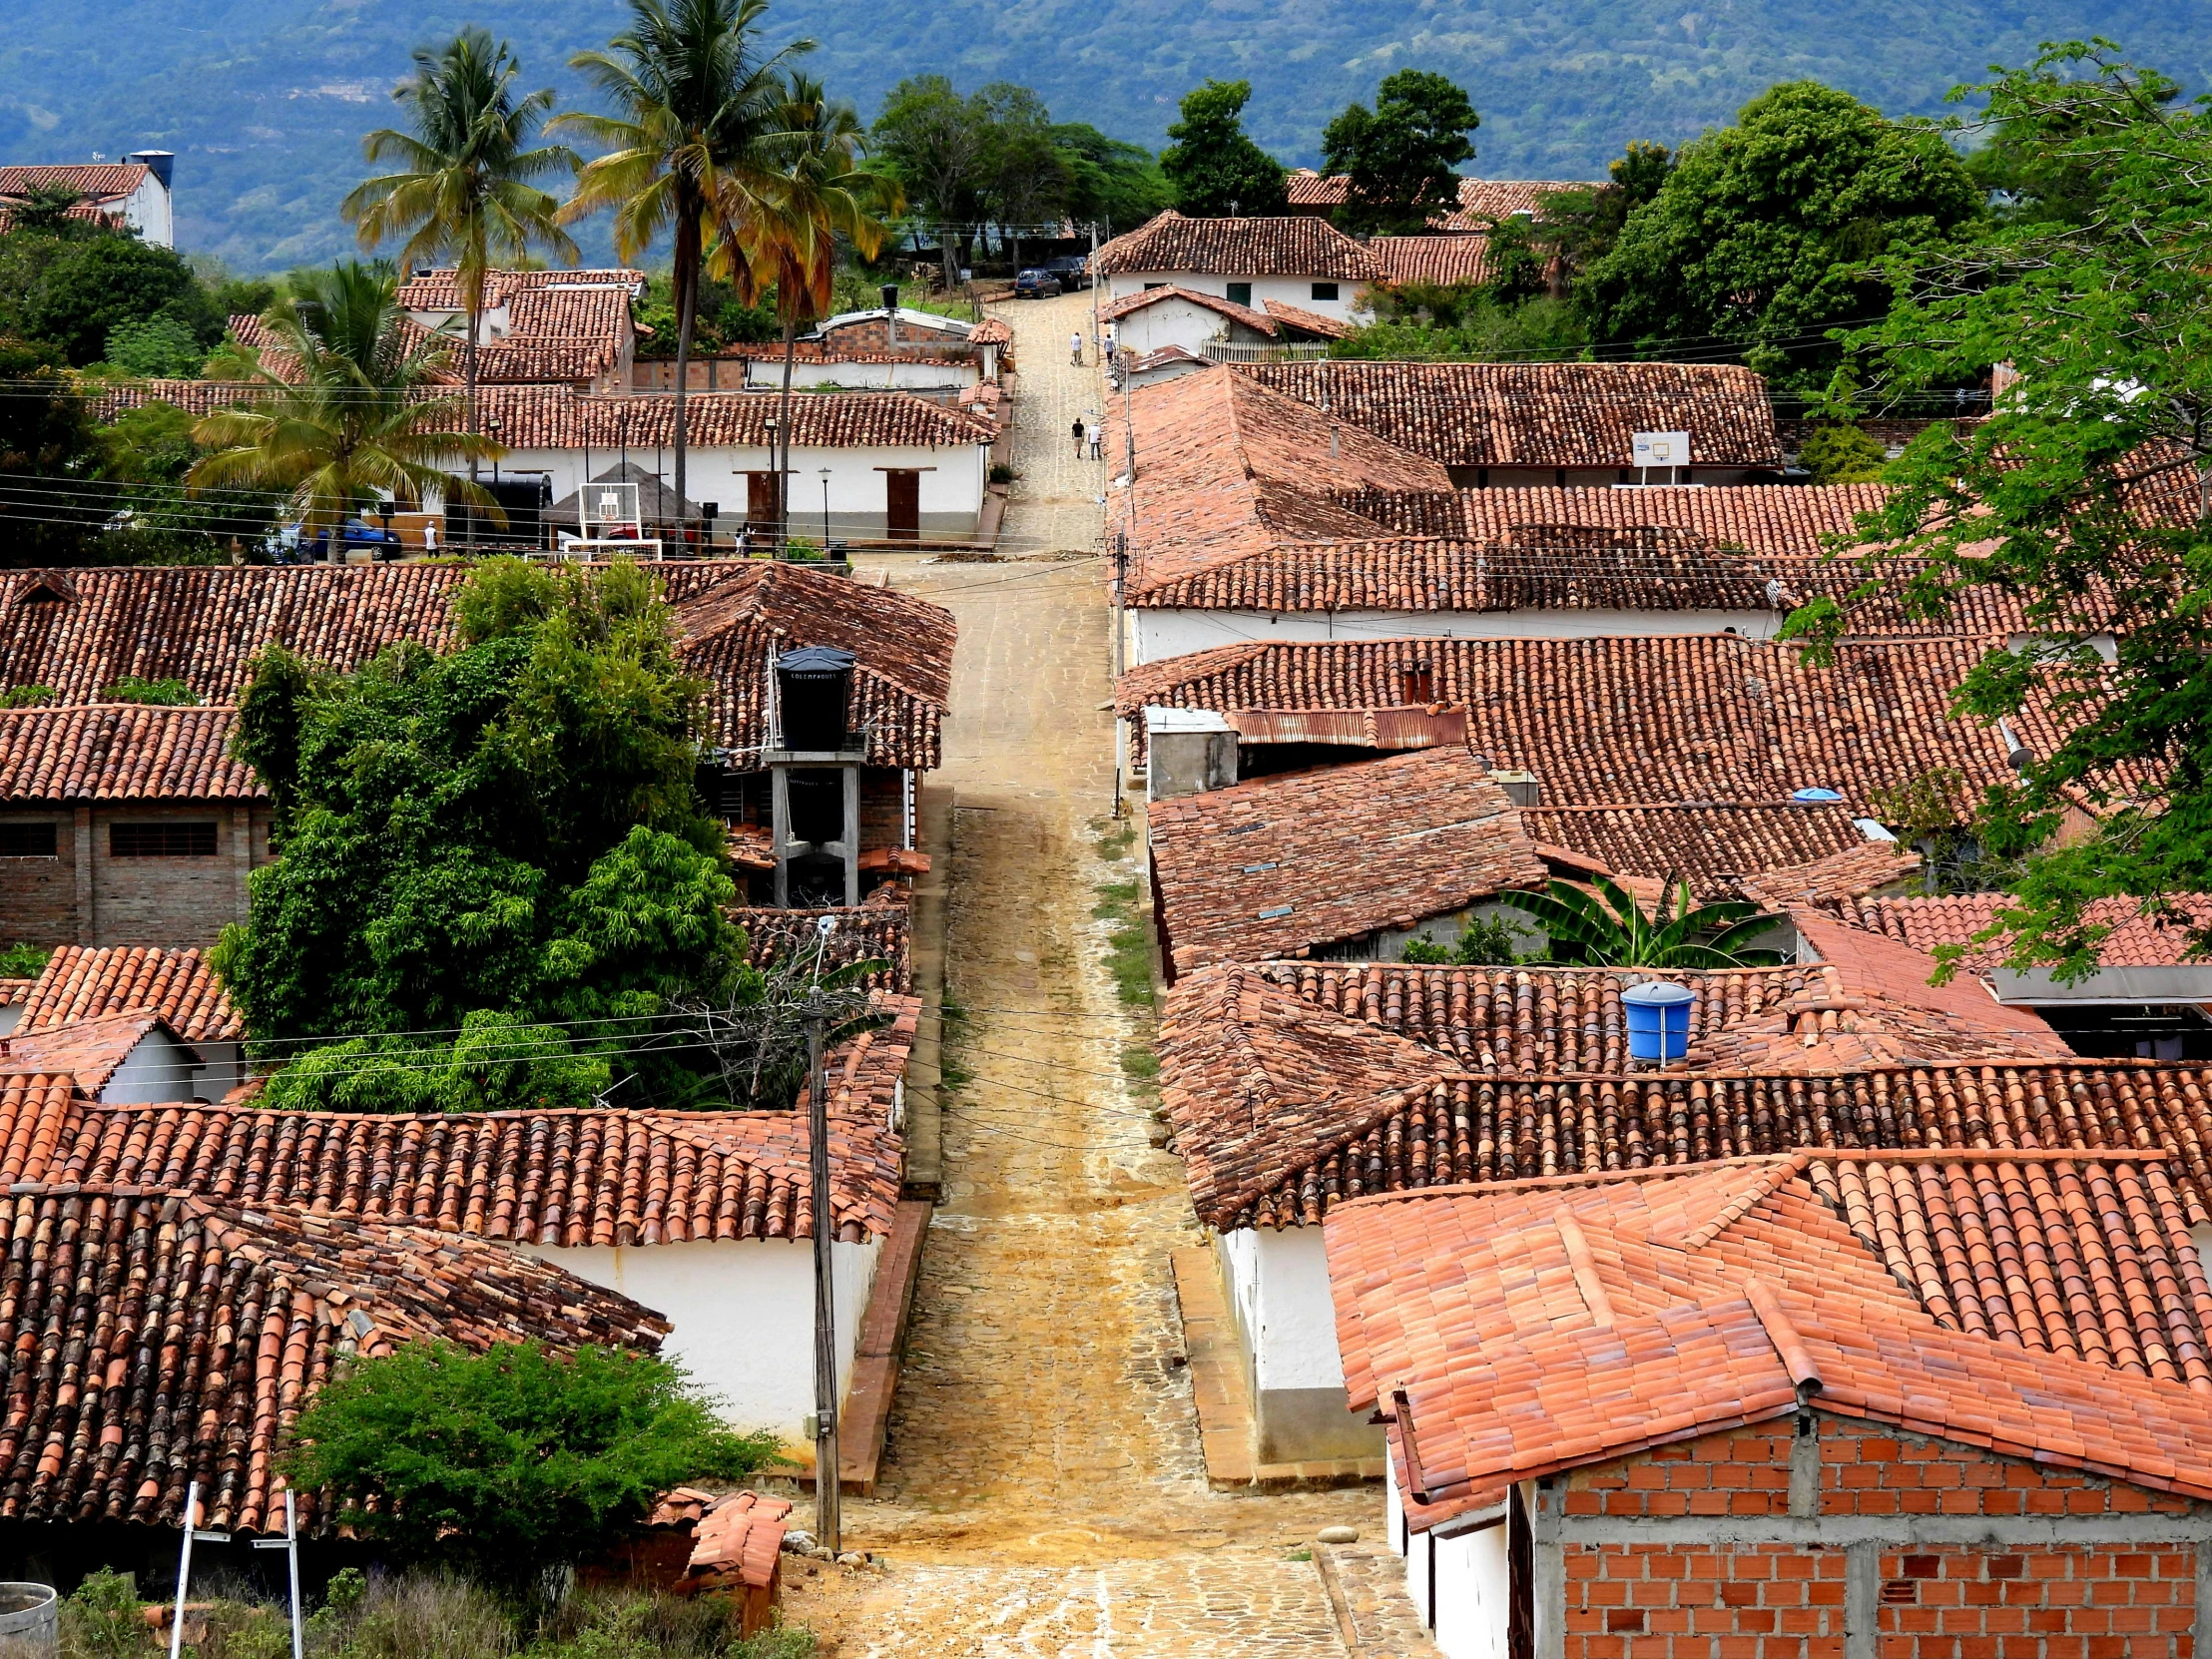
(1043, 256), (1091, 290)
(1014, 269), (1061, 298)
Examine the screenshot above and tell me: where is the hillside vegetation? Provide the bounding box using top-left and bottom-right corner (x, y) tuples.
(3, 0), (2203, 269)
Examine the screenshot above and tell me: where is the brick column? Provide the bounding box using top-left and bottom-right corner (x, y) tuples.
(73, 807), (94, 945)
(231, 804), (253, 924)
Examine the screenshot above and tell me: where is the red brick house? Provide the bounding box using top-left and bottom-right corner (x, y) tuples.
(1326, 1149), (2212, 1658)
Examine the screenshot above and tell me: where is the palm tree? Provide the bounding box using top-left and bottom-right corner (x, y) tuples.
(340, 28), (579, 465)
(1499, 874), (1789, 968)
(555, 0), (811, 545)
(739, 74), (899, 549)
(188, 263), (502, 541)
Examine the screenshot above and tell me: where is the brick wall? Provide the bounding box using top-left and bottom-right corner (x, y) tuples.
(858, 768), (907, 852)
(1564, 1539), (1844, 1658)
(0, 809), (77, 945)
(1, 803), (270, 948)
(1547, 1417), (2204, 1659)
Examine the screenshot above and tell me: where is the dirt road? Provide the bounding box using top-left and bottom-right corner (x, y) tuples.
(800, 291), (1374, 1654)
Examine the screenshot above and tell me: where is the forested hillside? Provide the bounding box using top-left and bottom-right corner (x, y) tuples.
(2, 0), (2204, 269)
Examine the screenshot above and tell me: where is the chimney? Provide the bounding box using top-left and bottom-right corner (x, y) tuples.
(1330, 423), (1340, 459)
(880, 282), (899, 347)
(1491, 770), (1541, 808)
(1144, 708), (1238, 802)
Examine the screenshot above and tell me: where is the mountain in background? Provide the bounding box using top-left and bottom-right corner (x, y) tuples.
(3, 0), (2203, 272)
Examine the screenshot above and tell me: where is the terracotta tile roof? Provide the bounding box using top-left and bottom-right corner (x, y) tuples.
(1122, 344), (1209, 377)
(1519, 803), (1892, 899)
(734, 903), (913, 993)
(1339, 482), (1889, 553)
(394, 268), (645, 311)
(472, 384), (994, 449)
(0, 1178), (663, 1532)
(1238, 360), (1782, 470)
(966, 317), (1012, 345)
(1369, 236), (1497, 287)
(0, 1059), (911, 1243)
(1111, 366), (1450, 594)
(0, 705), (259, 803)
(1103, 285), (1280, 337)
(669, 562), (954, 770)
(1839, 891), (2212, 973)
(674, 1490), (793, 1590)
(1284, 173), (1588, 230)
(1147, 748), (1546, 974)
(1738, 840), (1924, 909)
(0, 563), (953, 773)
(1324, 1149), (2212, 1527)
(2, 1011), (197, 1095)
(1091, 211), (1385, 280)
(0, 164), (149, 204)
(16, 947), (241, 1043)
(1115, 635), (2087, 806)
(0, 983), (32, 1008)
(1261, 297), (1355, 339)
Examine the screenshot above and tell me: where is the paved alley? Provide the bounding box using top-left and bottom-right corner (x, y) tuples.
(802, 291), (1389, 1654)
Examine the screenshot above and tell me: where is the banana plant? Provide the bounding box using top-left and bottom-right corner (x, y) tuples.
(1498, 874), (1789, 968)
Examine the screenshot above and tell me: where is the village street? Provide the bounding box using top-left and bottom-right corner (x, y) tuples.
(786, 291), (1389, 1654)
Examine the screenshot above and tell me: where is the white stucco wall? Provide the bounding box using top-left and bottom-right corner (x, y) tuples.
(126, 175), (173, 248)
(1112, 296), (1262, 358)
(1130, 605), (1789, 665)
(1221, 1226), (1347, 1392)
(743, 360), (977, 391)
(525, 1236), (881, 1454)
(100, 1028), (199, 1104)
(1105, 272), (1368, 320)
(1388, 1457), (1512, 1659)
(461, 440), (988, 538)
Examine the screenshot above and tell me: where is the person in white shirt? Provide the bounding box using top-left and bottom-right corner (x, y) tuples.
(1069, 330), (1083, 366)
(1084, 418), (1102, 460)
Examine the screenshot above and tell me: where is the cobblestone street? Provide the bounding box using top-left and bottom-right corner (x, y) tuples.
(811, 291), (1382, 1652)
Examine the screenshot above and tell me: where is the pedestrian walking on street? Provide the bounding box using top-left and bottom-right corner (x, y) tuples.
(1069, 330), (1084, 366)
(1071, 416), (1085, 457)
(1085, 418), (1102, 460)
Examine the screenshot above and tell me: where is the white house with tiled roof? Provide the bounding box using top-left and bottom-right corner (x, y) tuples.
(0, 155), (174, 245)
(1090, 211), (1383, 324)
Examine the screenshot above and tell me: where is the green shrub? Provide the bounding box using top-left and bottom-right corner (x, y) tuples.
(521, 1587), (732, 1659)
(1799, 424), (1890, 485)
(61, 1570), (148, 1659)
(98, 676), (199, 706)
(285, 1342), (782, 1591)
(0, 941), (49, 980)
(1, 685), (55, 708)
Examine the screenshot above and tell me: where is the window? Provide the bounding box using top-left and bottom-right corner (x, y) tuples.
(1225, 282), (1253, 306)
(110, 822), (218, 857)
(1311, 281), (1340, 301)
(0, 823), (57, 858)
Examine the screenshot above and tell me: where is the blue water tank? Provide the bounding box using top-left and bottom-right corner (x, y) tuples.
(1791, 787), (1846, 803)
(1623, 980), (1696, 1063)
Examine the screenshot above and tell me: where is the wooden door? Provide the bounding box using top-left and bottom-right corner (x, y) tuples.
(884, 469), (920, 541)
(746, 471), (781, 526)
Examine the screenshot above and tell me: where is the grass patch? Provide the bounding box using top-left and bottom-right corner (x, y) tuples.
(935, 991), (975, 1095)
(1120, 1045), (1160, 1082)
(1285, 1546), (1313, 1563)
(1090, 878), (1155, 1009)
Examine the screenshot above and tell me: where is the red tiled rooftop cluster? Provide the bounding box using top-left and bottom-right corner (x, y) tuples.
(0, 705), (258, 804)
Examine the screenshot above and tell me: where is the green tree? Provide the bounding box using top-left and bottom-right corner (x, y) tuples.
(188, 262), (498, 533)
(0, 333), (104, 567)
(871, 74), (990, 291)
(17, 233), (204, 366)
(1321, 69), (1479, 236)
(343, 27), (580, 458)
(215, 559), (754, 1110)
(1499, 876), (1787, 968)
(1512, 140), (1675, 300)
(742, 75), (896, 548)
(99, 311), (206, 376)
(557, 0), (807, 533)
(99, 675), (197, 705)
(1796, 42), (2212, 979)
(1160, 80), (1286, 217)
(285, 1341), (781, 1591)
(1050, 123), (1172, 233)
(1578, 82), (1981, 388)
(1399, 912), (1535, 965)
(978, 82), (1067, 273)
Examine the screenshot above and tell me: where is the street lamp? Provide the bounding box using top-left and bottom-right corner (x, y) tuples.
(819, 467), (832, 550)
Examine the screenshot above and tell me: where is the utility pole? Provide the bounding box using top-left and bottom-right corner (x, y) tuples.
(804, 909), (840, 1553)
(1112, 529), (1129, 821)
(1089, 220), (1101, 363)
